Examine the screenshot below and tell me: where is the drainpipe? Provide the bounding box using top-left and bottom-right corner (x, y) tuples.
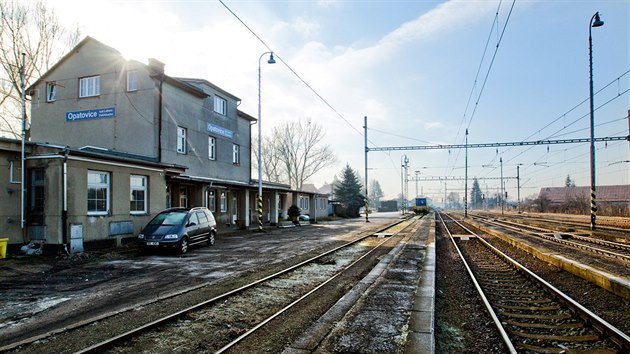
(157, 73), (164, 162)
(20, 53), (26, 230)
(149, 58), (166, 162)
(62, 148), (69, 251)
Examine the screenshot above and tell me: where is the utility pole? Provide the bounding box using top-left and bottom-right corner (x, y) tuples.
(464, 129), (468, 218)
(516, 164), (521, 214)
(364, 116), (369, 223)
(500, 157), (504, 215)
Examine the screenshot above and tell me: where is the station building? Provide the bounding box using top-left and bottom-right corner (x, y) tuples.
(0, 37), (326, 254)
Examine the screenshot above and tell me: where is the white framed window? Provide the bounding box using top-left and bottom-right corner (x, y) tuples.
(232, 144), (240, 165)
(177, 126), (187, 154)
(179, 186), (188, 207)
(220, 191), (227, 212)
(79, 75), (100, 98)
(130, 175), (147, 214)
(46, 82), (56, 102)
(299, 196), (309, 211)
(208, 190), (216, 212)
(208, 136), (216, 160)
(214, 96), (227, 115)
(127, 70), (138, 92)
(88, 170), (110, 215)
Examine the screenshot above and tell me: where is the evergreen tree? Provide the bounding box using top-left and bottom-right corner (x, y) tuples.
(470, 178), (483, 209)
(565, 175), (575, 187)
(368, 179), (384, 209)
(334, 164), (364, 217)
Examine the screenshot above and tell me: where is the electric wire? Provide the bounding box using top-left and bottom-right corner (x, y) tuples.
(217, 0), (402, 185)
(446, 0), (516, 177)
(217, 0), (362, 138)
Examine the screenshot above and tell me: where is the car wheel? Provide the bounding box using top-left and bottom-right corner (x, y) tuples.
(207, 231), (215, 246)
(178, 237), (189, 254)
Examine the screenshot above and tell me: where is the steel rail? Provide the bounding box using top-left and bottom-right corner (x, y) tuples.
(471, 214), (630, 263)
(443, 212), (630, 351)
(74, 218), (411, 354)
(475, 211), (630, 233)
(437, 212), (517, 354)
(215, 215), (423, 353)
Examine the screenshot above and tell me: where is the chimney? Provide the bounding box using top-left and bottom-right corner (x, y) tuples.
(148, 58), (165, 77)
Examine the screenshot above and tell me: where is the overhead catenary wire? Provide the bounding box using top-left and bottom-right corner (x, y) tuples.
(217, 0), (404, 180)
(218, 0), (363, 138)
(446, 0), (516, 177)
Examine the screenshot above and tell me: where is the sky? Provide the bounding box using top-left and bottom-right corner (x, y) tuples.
(44, 0), (629, 204)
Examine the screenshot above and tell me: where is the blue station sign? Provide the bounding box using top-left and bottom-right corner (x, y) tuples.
(66, 107), (116, 122)
(207, 123), (234, 139)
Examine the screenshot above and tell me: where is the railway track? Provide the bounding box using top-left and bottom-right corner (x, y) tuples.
(470, 214), (630, 264)
(438, 212), (630, 353)
(3, 216), (418, 353)
(474, 211), (630, 237)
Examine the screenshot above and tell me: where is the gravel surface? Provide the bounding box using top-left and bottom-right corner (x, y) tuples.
(0, 216), (396, 352)
(435, 213), (630, 353)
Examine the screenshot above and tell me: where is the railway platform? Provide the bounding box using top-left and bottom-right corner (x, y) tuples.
(284, 214), (436, 353)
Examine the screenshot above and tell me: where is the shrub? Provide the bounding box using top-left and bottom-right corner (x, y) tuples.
(288, 205), (301, 219)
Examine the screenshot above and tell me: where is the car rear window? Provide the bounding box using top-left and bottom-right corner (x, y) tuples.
(196, 211), (208, 224)
(149, 211), (187, 226)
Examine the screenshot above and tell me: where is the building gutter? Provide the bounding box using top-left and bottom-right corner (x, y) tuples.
(62, 148), (69, 250)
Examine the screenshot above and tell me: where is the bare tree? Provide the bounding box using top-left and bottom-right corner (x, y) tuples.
(252, 134), (287, 184)
(268, 119), (336, 190)
(0, 0), (79, 138)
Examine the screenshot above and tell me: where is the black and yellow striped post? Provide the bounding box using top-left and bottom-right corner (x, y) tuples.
(590, 187), (597, 230)
(257, 194), (263, 232)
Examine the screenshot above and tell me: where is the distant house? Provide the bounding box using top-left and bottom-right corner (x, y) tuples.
(378, 200), (399, 212)
(537, 185), (630, 216)
(299, 183), (331, 219)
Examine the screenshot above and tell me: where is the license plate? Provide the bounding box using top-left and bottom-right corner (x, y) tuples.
(146, 242), (159, 246)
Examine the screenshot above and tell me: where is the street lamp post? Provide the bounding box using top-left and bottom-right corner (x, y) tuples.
(589, 12), (604, 231)
(400, 155), (409, 214)
(257, 51), (276, 232)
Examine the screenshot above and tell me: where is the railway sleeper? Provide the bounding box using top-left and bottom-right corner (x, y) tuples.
(510, 330), (601, 342)
(495, 304), (561, 311)
(492, 297), (554, 304)
(497, 311), (572, 320)
(505, 320), (585, 329)
(517, 341), (618, 354)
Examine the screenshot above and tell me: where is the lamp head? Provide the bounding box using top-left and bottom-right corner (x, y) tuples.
(268, 53), (276, 64)
(592, 12), (604, 27)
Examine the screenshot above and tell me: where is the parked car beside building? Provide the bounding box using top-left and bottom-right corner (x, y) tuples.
(137, 207), (216, 254)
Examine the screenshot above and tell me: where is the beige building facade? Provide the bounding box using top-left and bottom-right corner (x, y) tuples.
(0, 36), (325, 254)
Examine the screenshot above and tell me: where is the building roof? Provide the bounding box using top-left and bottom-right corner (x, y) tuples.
(27, 36), (120, 93)
(301, 183), (331, 196)
(539, 185), (630, 203)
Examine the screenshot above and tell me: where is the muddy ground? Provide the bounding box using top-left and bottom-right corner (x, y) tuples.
(0, 215), (396, 350)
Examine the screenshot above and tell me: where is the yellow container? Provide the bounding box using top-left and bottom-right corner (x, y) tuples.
(0, 238), (8, 259)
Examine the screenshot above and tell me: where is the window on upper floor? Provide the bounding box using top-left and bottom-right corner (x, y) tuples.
(214, 96), (227, 115)
(232, 144), (240, 165)
(177, 126), (187, 154)
(46, 82), (56, 102)
(127, 70), (138, 92)
(79, 75), (100, 98)
(208, 136), (216, 160)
